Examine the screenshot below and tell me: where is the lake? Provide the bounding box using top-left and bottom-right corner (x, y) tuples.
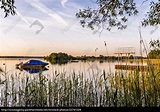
(0, 58), (146, 79)
(0, 58), (158, 107)
(0, 58), (117, 78)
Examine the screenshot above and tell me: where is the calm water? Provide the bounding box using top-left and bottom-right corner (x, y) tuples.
(0, 58), (149, 107)
(0, 58), (115, 71)
(0, 58), (119, 89)
(0, 58), (145, 79)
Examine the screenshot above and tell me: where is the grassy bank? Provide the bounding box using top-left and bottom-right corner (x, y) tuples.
(0, 66), (159, 107)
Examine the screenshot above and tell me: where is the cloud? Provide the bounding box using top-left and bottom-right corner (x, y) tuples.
(61, 0), (68, 8)
(26, 0), (67, 26)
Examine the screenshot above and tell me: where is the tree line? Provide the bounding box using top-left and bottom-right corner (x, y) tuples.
(44, 52), (147, 65)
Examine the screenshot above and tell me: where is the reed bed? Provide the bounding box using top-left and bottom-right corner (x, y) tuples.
(0, 66), (159, 107)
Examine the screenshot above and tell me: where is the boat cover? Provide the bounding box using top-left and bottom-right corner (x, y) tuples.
(23, 59), (48, 65)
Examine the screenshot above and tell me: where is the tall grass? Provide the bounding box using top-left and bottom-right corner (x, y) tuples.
(0, 66), (159, 107)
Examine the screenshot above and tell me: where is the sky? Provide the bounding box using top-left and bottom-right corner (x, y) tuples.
(0, 0), (159, 57)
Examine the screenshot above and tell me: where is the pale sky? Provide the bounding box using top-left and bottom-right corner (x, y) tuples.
(0, 0), (159, 56)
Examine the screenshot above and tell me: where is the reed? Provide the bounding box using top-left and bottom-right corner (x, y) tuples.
(0, 65), (159, 107)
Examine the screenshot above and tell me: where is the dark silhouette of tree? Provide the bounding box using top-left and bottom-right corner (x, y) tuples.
(0, 0), (16, 17)
(142, 0), (160, 26)
(76, 0), (160, 32)
(148, 39), (160, 59)
(1, 0), (160, 28)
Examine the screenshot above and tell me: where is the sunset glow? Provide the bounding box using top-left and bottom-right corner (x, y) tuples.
(0, 0), (159, 56)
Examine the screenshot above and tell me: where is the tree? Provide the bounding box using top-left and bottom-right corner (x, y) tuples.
(44, 52), (72, 64)
(148, 39), (160, 59)
(76, 0), (160, 32)
(150, 39), (160, 51)
(0, 0), (16, 17)
(142, 0), (160, 26)
(148, 49), (160, 58)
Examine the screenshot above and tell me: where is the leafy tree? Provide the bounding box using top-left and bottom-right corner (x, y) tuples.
(142, 0), (160, 26)
(1, 0), (160, 28)
(149, 39), (160, 51)
(148, 49), (160, 58)
(0, 0), (16, 17)
(76, 0), (160, 32)
(148, 39), (160, 59)
(44, 52), (72, 65)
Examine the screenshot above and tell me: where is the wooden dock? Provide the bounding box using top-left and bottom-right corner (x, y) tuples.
(115, 65), (157, 71)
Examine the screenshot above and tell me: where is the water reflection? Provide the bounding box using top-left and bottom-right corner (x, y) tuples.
(47, 60), (68, 65)
(17, 67), (49, 74)
(23, 67), (49, 74)
(1, 58), (147, 76)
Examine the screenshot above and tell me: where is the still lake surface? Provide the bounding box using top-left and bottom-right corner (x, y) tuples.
(0, 58), (149, 107)
(0, 58), (115, 73)
(0, 58), (145, 79)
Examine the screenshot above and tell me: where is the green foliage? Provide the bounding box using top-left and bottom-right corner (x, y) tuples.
(44, 52), (144, 64)
(142, 0), (160, 26)
(1, 0), (160, 31)
(44, 52), (74, 64)
(0, 0), (16, 17)
(149, 39), (160, 50)
(76, 0), (160, 32)
(148, 39), (160, 59)
(76, 0), (138, 31)
(148, 50), (160, 59)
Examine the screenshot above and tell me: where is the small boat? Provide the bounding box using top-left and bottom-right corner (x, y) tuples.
(16, 59), (49, 70)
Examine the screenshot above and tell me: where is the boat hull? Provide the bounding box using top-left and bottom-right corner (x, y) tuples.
(16, 59), (49, 70)
(20, 64), (48, 69)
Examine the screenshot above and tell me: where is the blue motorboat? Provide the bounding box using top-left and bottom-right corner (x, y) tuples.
(16, 59), (49, 69)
